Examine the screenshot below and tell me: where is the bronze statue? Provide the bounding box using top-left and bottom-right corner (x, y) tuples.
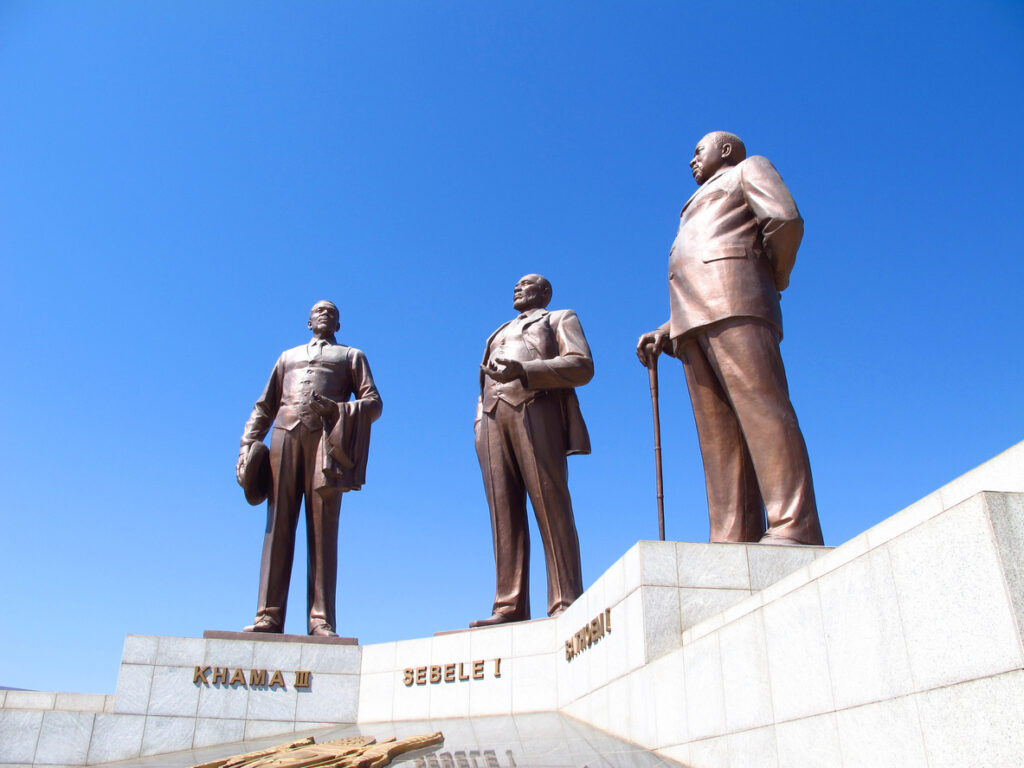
(637, 132), (823, 545)
(471, 275), (593, 627)
(237, 300), (382, 636)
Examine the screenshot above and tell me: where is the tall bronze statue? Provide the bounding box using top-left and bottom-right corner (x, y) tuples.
(471, 275), (593, 627)
(237, 300), (382, 636)
(637, 132), (823, 545)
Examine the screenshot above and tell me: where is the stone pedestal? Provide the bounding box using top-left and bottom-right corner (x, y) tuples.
(2, 441), (1023, 767)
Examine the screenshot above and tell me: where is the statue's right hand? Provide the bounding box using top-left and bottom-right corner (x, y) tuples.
(236, 446), (249, 486)
(636, 329), (669, 368)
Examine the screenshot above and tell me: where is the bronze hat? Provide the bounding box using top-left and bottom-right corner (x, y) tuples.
(240, 441), (271, 506)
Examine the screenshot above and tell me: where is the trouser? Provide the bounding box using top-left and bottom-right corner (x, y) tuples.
(476, 394), (584, 619)
(676, 317), (823, 545)
(255, 424), (341, 632)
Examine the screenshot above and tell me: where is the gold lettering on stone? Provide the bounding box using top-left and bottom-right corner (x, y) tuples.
(493, 658), (501, 678)
(250, 669), (268, 686)
(458, 662), (469, 681)
(403, 669), (414, 687)
(269, 670), (286, 688)
(565, 607), (613, 662)
(193, 666), (210, 684)
(472, 660), (484, 680)
(213, 667), (229, 685)
(295, 670), (312, 689)
(416, 667), (427, 685)
(230, 668), (247, 686)
(429, 665), (442, 684)
(444, 664), (455, 682)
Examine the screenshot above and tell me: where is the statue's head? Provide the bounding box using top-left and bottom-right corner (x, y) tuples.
(512, 274), (552, 312)
(308, 300), (341, 336)
(690, 131), (746, 185)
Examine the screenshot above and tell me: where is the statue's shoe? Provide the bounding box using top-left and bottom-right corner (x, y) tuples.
(470, 611), (526, 628)
(309, 622), (339, 637)
(243, 618), (282, 633)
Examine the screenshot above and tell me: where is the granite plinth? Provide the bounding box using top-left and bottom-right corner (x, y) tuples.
(202, 630), (358, 646)
(3, 441), (1023, 767)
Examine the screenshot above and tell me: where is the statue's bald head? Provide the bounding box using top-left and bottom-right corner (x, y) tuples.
(512, 274), (552, 311)
(700, 131), (746, 163)
(690, 131), (746, 185)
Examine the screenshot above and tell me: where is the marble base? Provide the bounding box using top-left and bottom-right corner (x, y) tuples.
(2, 440), (1023, 767)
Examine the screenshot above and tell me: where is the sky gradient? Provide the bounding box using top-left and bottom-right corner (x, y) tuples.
(2, 1), (1022, 694)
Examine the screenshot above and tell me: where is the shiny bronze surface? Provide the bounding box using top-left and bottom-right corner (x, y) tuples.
(471, 275), (593, 626)
(237, 301), (382, 636)
(637, 132), (823, 546)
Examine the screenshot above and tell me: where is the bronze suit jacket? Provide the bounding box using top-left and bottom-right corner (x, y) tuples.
(667, 155), (803, 341)
(476, 308), (593, 456)
(242, 342), (382, 491)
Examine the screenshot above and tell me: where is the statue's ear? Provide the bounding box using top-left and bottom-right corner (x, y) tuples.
(720, 143), (733, 159)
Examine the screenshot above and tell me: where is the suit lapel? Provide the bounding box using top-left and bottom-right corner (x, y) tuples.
(679, 165), (732, 217)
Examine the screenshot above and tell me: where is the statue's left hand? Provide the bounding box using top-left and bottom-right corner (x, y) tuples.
(310, 391), (340, 421)
(482, 357), (526, 384)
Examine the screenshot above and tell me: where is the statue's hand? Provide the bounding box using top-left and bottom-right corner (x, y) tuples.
(482, 357), (526, 384)
(309, 391), (340, 421)
(236, 446), (249, 486)
(636, 329), (670, 368)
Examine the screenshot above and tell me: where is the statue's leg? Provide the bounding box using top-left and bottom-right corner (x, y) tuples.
(516, 394), (583, 617)
(255, 427), (303, 629)
(476, 402), (531, 620)
(679, 331), (766, 542)
(303, 427), (341, 635)
(700, 318), (822, 545)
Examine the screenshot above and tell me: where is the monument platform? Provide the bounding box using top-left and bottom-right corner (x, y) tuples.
(3, 441), (1023, 767)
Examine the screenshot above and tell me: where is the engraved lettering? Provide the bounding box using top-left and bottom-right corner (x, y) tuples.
(193, 665), (210, 684)
(564, 607), (613, 662)
(294, 670), (312, 688)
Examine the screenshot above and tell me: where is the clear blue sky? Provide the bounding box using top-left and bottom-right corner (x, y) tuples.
(2, 1), (1022, 694)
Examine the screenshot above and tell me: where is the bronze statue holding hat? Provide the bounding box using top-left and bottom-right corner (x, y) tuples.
(237, 300), (382, 636)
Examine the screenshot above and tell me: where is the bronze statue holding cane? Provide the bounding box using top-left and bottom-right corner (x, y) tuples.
(637, 131), (823, 545)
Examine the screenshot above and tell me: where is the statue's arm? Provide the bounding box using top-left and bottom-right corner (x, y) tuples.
(240, 356), (284, 448)
(741, 155), (804, 291)
(522, 310), (594, 390)
(350, 349), (383, 423)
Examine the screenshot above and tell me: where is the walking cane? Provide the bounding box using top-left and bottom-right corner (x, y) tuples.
(647, 355), (666, 541)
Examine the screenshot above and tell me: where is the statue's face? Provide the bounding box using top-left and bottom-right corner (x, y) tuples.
(308, 301), (340, 335)
(512, 275), (547, 312)
(690, 137), (728, 185)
